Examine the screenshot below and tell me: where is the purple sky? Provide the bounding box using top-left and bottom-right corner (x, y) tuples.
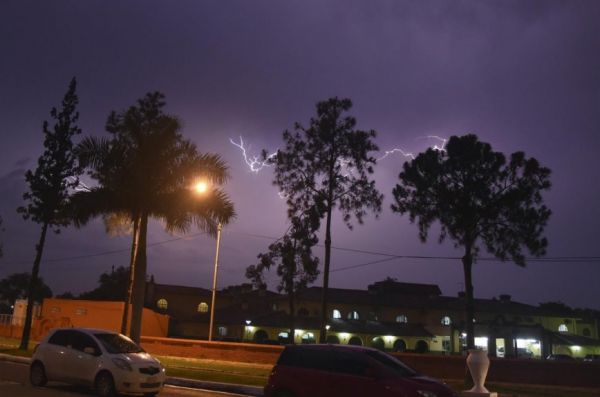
(1, 1), (599, 309)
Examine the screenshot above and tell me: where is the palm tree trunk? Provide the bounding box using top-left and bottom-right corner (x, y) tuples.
(19, 222), (48, 350)
(120, 216), (140, 335)
(129, 213), (148, 343)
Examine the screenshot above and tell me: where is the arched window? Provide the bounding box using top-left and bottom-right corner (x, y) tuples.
(326, 335), (340, 344)
(197, 302), (208, 313)
(278, 332), (290, 343)
(347, 310), (360, 320)
(558, 324), (568, 332)
(415, 340), (429, 353)
(396, 314), (408, 323)
(441, 316), (452, 326)
(393, 339), (407, 352)
(253, 329), (269, 343)
(582, 328), (591, 337)
(332, 309), (342, 319)
(157, 298), (168, 310)
(371, 337), (385, 350)
(348, 336), (363, 346)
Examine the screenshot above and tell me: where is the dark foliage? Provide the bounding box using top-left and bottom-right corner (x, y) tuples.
(392, 134), (551, 349)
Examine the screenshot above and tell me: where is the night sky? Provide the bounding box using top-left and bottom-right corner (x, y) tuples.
(1, 1), (599, 309)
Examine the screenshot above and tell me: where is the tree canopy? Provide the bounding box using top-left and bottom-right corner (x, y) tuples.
(0, 273), (53, 305)
(16, 77), (81, 350)
(71, 92), (235, 342)
(268, 97), (382, 341)
(392, 134), (551, 349)
(246, 214), (319, 343)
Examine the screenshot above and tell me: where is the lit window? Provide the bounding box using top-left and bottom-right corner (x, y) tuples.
(218, 326), (227, 336)
(558, 324), (568, 332)
(75, 308), (87, 316)
(198, 302), (208, 313)
(157, 298), (168, 310)
(332, 309), (342, 319)
(441, 316), (452, 326)
(348, 310), (360, 320)
(272, 303), (278, 311)
(396, 315), (408, 323)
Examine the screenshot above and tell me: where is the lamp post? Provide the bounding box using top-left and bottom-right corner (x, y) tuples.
(208, 222), (222, 341)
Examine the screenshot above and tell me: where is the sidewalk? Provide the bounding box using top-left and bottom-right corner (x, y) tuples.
(0, 353), (263, 396)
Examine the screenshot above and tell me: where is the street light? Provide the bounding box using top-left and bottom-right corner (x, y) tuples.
(208, 222), (222, 341)
(192, 180), (221, 342)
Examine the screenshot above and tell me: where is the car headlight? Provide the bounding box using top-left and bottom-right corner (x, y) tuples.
(417, 391), (438, 397)
(112, 358), (133, 372)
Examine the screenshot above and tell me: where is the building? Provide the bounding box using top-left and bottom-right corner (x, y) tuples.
(144, 278), (600, 358)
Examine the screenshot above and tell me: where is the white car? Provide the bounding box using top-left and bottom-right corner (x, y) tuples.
(30, 327), (166, 396)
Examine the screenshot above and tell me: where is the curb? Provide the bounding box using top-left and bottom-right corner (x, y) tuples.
(0, 353), (262, 396)
(166, 377), (263, 396)
(0, 353), (31, 365)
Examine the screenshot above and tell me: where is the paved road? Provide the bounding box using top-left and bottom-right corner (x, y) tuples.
(0, 361), (250, 397)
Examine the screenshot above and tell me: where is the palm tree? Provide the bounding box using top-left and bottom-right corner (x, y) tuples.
(71, 92), (235, 342)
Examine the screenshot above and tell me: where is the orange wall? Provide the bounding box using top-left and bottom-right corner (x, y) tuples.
(39, 298), (169, 338)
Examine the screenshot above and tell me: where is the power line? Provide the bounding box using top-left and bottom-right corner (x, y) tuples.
(1, 228), (598, 269)
(0, 231), (209, 266)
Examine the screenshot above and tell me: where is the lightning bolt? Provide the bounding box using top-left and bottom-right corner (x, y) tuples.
(229, 136), (277, 173)
(378, 135), (448, 162)
(66, 176), (91, 192)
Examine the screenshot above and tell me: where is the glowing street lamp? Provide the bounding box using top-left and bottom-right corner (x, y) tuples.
(194, 180), (208, 194)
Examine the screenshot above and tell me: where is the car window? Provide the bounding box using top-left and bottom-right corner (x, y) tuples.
(365, 350), (416, 377)
(278, 347), (332, 371)
(48, 330), (69, 346)
(70, 331), (100, 353)
(94, 333), (143, 354)
(329, 351), (370, 376)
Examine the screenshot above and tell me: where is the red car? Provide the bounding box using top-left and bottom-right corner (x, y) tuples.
(264, 344), (457, 397)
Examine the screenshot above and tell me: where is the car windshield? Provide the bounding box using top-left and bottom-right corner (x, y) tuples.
(94, 333), (144, 354)
(365, 350), (417, 377)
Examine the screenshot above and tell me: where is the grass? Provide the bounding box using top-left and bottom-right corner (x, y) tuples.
(157, 356), (271, 387)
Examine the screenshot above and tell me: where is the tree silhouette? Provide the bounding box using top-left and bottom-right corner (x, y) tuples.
(79, 266), (129, 301)
(391, 134), (551, 350)
(246, 214), (319, 344)
(0, 273), (53, 306)
(269, 97), (382, 342)
(16, 78), (81, 350)
(71, 92), (235, 342)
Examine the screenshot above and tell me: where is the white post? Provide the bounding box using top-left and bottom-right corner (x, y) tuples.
(208, 223), (222, 341)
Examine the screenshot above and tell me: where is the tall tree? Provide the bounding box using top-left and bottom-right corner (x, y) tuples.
(16, 78), (81, 350)
(0, 273), (53, 306)
(79, 266), (129, 301)
(71, 92), (235, 342)
(391, 134), (551, 350)
(269, 97), (382, 342)
(246, 214), (319, 344)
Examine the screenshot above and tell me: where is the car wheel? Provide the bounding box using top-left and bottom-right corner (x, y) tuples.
(30, 362), (47, 387)
(95, 372), (117, 397)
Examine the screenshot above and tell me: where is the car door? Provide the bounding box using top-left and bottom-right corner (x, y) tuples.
(326, 351), (382, 397)
(276, 347), (333, 397)
(42, 330), (70, 381)
(66, 330), (102, 386)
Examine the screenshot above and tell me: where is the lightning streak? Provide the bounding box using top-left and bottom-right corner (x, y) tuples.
(229, 136), (277, 173)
